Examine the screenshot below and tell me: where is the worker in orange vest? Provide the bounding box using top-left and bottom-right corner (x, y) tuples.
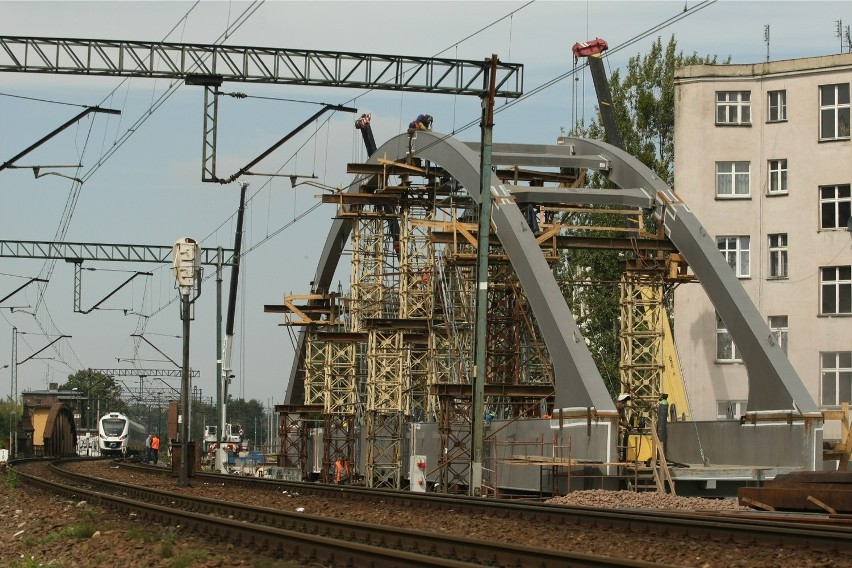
(151, 434), (161, 465)
(334, 456), (351, 484)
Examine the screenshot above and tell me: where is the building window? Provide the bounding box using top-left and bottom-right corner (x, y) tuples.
(767, 90), (787, 122)
(718, 236), (750, 278)
(819, 83), (850, 140)
(820, 184), (851, 230)
(768, 233), (788, 279)
(716, 162), (750, 197)
(768, 315), (788, 354)
(821, 352), (851, 406)
(768, 159), (787, 195)
(716, 312), (741, 362)
(716, 91), (751, 125)
(821, 266), (852, 315)
(717, 400), (748, 420)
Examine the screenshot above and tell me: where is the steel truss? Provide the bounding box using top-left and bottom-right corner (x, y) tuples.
(0, 36), (523, 98)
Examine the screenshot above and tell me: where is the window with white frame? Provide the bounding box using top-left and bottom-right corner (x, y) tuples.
(716, 161), (750, 197)
(767, 90), (787, 122)
(768, 315), (788, 354)
(768, 233), (788, 279)
(718, 236), (750, 277)
(716, 312), (741, 362)
(819, 83), (850, 140)
(717, 400), (748, 420)
(821, 266), (852, 315)
(768, 159), (787, 195)
(821, 352), (851, 406)
(716, 91), (751, 125)
(820, 184), (851, 230)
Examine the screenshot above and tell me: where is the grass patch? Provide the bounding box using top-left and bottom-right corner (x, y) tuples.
(5, 468), (19, 488)
(9, 558), (44, 568)
(160, 540), (174, 559)
(60, 522), (97, 539)
(128, 526), (157, 543)
(170, 549), (206, 568)
(159, 525), (179, 558)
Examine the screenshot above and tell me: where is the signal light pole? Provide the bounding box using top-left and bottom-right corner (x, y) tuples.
(172, 237), (201, 486)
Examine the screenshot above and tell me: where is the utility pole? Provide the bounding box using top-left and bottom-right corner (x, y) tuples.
(471, 54), (499, 498)
(9, 326), (16, 456)
(172, 237), (201, 487)
(215, 246), (224, 471)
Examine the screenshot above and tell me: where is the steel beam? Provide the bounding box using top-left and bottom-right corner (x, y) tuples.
(505, 185), (654, 208)
(0, 240), (235, 266)
(0, 36), (523, 98)
(89, 368), (199, 378)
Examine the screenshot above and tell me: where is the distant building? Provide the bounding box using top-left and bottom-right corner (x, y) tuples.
(673, 53), (852, 433)
(20, 382), (84, 456)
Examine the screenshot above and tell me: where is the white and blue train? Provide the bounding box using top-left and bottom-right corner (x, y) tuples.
(97, 412), (147, 457)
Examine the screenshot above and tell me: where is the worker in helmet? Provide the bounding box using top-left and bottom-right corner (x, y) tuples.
(657, 393), (670, 452)
(615, 393), (633, 462)
(408, 114), (433, 133)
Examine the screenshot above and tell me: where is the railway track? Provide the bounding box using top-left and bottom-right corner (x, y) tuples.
(121, 459), (852, 553)
(13, 458), (660, 568)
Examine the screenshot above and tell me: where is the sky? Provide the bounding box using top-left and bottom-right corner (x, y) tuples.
(0, 0), (850, 411)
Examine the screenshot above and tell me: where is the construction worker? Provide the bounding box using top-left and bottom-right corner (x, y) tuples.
(657, 393), (670, 451)
(144, 433), (153, 463)
(615, 393), (633, 462)
(408, 113), (433, 133)
(151, 434), (161, 465)
(334, 456), (350, 484)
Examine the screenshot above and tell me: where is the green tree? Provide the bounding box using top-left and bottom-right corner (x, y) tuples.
(0, 398), (20, 449)
(59, 369), (127, 429)
(226, 398), (266, 445)
(558, 36), (725, 396)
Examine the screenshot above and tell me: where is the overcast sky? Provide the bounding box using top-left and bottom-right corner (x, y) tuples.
(1, 1), (849, 409)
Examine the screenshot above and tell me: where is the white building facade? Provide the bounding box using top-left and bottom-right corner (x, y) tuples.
(672, 54), (852, 429)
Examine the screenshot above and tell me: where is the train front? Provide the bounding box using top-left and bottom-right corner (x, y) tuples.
(98, 413), (130, 456)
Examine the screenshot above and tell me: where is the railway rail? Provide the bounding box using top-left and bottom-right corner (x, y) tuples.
(121, 459), (852, 553)
(12, 458), (661, 568)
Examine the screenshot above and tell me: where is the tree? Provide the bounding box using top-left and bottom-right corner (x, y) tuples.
(0, 398), (20, 449)
(60, 369), (127, 429)
(600, 36), (725, 186)
(226, 398), (266, 446)
(558, 36), (725, 396)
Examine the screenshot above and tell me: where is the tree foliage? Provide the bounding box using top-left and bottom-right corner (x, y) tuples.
(558, 36), (724, 397)
(59, 369), (127, 428)
(601, 36), (725, 186)
(227, 398), (267, 443)
(0, 398), (20, 449)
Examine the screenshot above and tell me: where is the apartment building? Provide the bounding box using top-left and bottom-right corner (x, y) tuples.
(672, 53), (852, 425)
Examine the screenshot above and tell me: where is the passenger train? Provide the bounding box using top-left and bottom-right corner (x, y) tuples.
(97, 412), (147, 456)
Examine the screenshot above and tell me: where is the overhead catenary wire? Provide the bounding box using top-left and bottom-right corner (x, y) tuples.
(9, 2), (265, 382)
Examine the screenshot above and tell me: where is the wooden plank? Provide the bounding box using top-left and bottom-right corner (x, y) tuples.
(739, 486), (852, 513)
